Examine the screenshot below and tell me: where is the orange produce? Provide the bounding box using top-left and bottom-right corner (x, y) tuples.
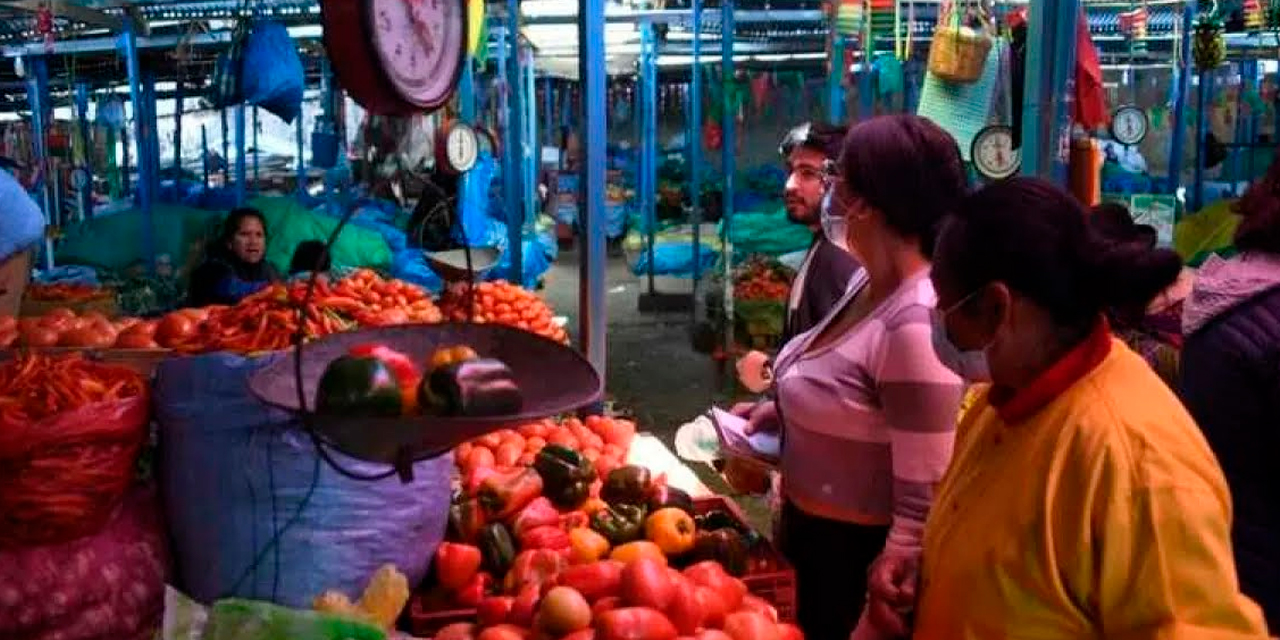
(439, 280), (568, 344)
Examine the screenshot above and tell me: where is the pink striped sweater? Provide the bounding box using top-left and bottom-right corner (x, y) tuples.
(773, 269), (962, 553)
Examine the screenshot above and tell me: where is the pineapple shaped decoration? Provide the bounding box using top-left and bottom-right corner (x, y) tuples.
(1245, 0), (1264, 31)
(1193, 11), (1226, 71)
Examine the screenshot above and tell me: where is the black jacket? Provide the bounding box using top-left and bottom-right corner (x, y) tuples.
(782, 237), (861, 344)
(187, 248), (281, 308)
(1179, 257), (1280, 629)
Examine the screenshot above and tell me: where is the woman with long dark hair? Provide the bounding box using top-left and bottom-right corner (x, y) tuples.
(187, 208), (281, 307)
(862, 177), (1267, 639)
(743, 115), (968, 640)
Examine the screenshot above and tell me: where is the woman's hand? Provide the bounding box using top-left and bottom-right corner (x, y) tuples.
(743, 400), (780, 435)
(863, 551), (919, 638)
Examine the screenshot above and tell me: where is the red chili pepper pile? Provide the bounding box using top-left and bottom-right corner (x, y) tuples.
(0, 352), (146, 422)
(25, 282), (113, 302)
(733, 259), (793, 303)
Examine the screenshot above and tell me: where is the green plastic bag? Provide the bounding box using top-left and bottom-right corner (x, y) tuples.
(202, 599), (387, 640)
(56, 204), (222, 274)
(249, 196), (394, 273)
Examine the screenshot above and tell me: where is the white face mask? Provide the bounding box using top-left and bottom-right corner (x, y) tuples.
(930, 292), (992, 382)
(820, 189), (850, 253)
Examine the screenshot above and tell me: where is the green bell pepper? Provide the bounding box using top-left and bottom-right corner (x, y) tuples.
(478, 522), (517, 576)
(589, 503), (647, 546)
(532, 444), (596, 510)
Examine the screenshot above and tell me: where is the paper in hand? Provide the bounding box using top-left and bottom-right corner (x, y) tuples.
(709, 407), (781, 465)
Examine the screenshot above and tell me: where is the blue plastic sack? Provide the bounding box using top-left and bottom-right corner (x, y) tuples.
(155, 353), (453, 608)
(390, 248), (446, 293)
(35, 265), (99, 286)
(0, 170), (45, 262)
(240, 21), (305, 124)
(489, 231), (557, 289)
(630, 241), (719, 278)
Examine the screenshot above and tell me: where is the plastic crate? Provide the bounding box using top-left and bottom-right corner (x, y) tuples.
(403, 496), (797, 636)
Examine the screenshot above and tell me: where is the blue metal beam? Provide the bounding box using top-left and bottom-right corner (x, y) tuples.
(201, 124), (210, 188)
(1166, 2), (1196, 195)
(720, 0), (736, 352)
(1192, 70), (1212, 210)
(689, 0), (704, 321)
(641, 21), (657, 295)
(173, 79), (185, 172)
(579, 0), (608, 377)
(828, 36), (845, 123)
(74, 82), (93, 219)
(253, 106), (260, 187)
(523, 44), (538, 245)
(294, 107), (305, 200)
(1021, 0), (1080, 183)
(501, 9), (524, 285)
(119, 28), (154, 270)
(25, 55), (52, 270)
(236, 104), (247, 205)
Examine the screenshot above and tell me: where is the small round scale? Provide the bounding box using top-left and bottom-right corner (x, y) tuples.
(1110, 104), (1149, 147)
(436, 121), (480, 175)
(971, 125), (1021, 180)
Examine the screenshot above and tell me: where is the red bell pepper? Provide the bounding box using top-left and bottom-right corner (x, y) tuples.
(512, 496), (561, 537)
(455, 571), (491, 607)
(465, 465), (500, 497)
(478, 468), (544, 521)
(477, 595), (516, 627)
(503, 548), (565, 594)
(519, 525), (571, 551)
(435, 542), (483, 590)
(559, 510), (590, 531)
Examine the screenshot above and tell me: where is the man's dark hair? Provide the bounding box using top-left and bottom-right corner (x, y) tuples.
(780, 122), (848, 160)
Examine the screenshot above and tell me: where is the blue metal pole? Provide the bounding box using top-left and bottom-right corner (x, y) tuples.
(295, 107), (305, 200)
(173, 80), (185, 173)
(524, 45), (538, 239)
(221, 108), (230, 182)
(543, 78), (554, 146)
(142, 72), (160, 199)
(721, 0), (736, 351)
(74, 82), (93, 219)
(1020, 0), (1080, 183)
(25, 56), (52, 270)
(236, 105), (248, 205)
(502, 8), (525, 285)
(1193, 69), (1212, 211)
(120, 28), (154, 271)
(579, 0), (608, 375)
(1167, 2), (1196, 194)
(252, 107), (260, 189)
(857, 45), (875, 121)
(690, 0), (704, 317)
(641, 20), (657, 294)
(201, 124), (210, 189)
(828, 36), (846, 123)
(460, 58), (476, 122)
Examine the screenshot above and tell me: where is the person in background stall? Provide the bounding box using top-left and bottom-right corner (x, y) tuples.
(734, 122), (861, 393)
(288, 240), (333, 277)
(1088, 202), (1193, 387)
(739, 115), (967, 640)
(187, 208), (281, 307)
(1179, 154), (1280, 631)
(0, 158), (45, 317)
(862, 177), (1268, 640)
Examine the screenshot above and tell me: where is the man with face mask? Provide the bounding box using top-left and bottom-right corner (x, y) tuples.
(736, 123), (861, 392)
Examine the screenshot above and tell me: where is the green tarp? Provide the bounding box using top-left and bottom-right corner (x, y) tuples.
(250, 196), (393, 273)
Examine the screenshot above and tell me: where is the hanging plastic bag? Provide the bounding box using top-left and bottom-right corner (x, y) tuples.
(209, 22), (251, 108)
(240, 21), (305, 124)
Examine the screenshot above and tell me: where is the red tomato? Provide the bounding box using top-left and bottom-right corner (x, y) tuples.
(509, 583), (541, 627)
(455, 572), (490, 607)
(435, 542), (483, 590)
(692, 586), (729, 630)
(524, 436), (547, 453)
(663, 575), (703, 635)
(477, 624), (530, 640)
(693, 632), (733, 640)
(621, 558), (675, 610)
(19, 325), (60, 347)
(0, 316), (16, 333)
(775, 623), (804, 640)
(434, 622), (478, 640)
(537, 586), (593, 636)
(547, 428), (580, 450)
(477, 596), (516, 627)
(555, 561), (624, 602)
(595, 607), (678, 640)
(495, 442), (523, 467)
(594, 455), (623, 481)
(562, 630), (596, 640)
(683, 562), (746, 612)
(737, 595), (778, 623)
(592, 596), (623, 617)
(722, 612), (780, 640)
(154, 312), (197, 347)
(465, 447), (496, 471)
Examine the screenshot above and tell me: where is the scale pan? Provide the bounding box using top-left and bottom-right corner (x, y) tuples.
(249, 323), (602, 464)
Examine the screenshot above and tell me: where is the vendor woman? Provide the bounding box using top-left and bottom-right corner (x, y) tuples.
(188, 208), (280, 307)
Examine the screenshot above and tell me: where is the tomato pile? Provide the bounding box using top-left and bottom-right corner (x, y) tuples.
(0, 352), (146, 422)
(24, 282), (113, 303)
(440, 281), (568, 344)
(456, 416), (636, 479)
(428, 557), (800, 640)
(732, 260), (792, 303)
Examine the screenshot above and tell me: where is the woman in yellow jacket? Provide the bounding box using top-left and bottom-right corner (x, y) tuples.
(857, 177), (1270, 639)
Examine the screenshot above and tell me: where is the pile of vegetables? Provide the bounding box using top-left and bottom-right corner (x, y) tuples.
(440, 281), (568, 344)
(732, 259), (792, 303)
(0, 352), (146, 421)
(0, 310), (139, 349)
(428, 557), (800, 640)
(25, 282), (113, 303)
(455, 416), (636, 479)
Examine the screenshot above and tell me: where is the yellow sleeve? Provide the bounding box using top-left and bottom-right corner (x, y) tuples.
(1094, 484), (1269, 640)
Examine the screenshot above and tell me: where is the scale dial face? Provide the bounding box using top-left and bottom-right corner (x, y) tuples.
(368, 0), (466, 109)
(445, 123), (479, 173)
(1111, 105), (1149, 146)
(971, 125), (1021, 180)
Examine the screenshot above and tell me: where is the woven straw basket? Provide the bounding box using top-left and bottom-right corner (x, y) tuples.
(928, 16), (993, 84)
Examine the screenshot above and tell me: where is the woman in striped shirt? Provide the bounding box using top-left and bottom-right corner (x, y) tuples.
(738, 115), (967, 639)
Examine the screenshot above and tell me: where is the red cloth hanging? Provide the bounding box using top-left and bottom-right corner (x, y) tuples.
(1073, 8), (1108, 129)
